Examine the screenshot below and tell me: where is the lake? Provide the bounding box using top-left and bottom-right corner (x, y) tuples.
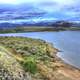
(0, 31), (80, 69)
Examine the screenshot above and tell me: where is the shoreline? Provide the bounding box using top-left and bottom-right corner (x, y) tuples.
(55, 48), (80, 70)
(56, 46), (80, 69)
(54, 48), (80, 79)
(0, 27), (80, 33)
(56, 53), (80, 70)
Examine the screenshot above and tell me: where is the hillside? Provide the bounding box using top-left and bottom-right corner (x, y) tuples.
(0, 37), (80, 80)
(0, 46), (31, 80)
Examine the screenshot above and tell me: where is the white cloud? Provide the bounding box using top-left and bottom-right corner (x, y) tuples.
(64, 11), (80, 17)
(36, 0), (78, 12)
(0, 0), (17, 4)
(0, 0), (79, 20)
(0, 0), (79, 6)
(53, 0), (75, 5)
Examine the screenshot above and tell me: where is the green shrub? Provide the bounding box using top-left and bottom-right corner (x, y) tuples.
(22, 56), (38, 74)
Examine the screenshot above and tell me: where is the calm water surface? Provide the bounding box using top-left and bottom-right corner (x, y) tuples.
(0, 31), (80, 69)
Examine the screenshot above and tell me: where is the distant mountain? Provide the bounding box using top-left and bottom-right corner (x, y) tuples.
(0, 21), (53, 29)
(51, 21), (80, 27)
(0, 20), (80, 29)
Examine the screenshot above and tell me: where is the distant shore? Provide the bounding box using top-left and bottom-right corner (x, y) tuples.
(0, 26), (80, 33)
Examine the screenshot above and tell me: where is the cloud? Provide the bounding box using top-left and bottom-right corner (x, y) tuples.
(52, 0), (75, 6)
(0, 0), (80, 21)
(38, 0), (79, 11)
(64, 11), (80, 18)
(35, 0), (80, 21)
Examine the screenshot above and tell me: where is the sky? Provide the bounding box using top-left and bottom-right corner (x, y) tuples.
(0, 0), (80, 21)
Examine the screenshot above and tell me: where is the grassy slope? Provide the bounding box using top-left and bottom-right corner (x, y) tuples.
(0, 46), (30, 80)
(0, 37), (80, 80)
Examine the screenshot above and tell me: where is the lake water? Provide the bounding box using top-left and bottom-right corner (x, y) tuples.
(0, 31), (80, 69)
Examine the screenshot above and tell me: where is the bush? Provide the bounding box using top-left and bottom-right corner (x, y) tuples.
(22, 56), (38, 74)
